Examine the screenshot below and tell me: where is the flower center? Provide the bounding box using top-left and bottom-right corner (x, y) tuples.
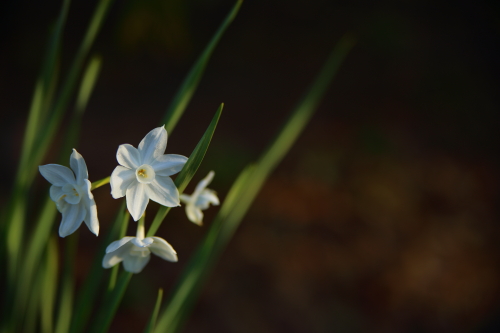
(130, 246), (150, 257)
(135, 164), (155, 184)
(62, 183), (83, 204)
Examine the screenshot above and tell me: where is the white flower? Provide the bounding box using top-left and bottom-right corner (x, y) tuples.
(180, 171), (219, 225)
(102, 222), (177, 274)
(110, 126), (187, 221)
(39, 149), (99, 237)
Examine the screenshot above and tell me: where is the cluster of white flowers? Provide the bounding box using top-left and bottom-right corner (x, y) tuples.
(39, 126), (219, 273)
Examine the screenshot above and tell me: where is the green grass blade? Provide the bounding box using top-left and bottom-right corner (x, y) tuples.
(10, 52), (104, 330)
(144, 289), (164, 333)
(9, 197), (57, 331)
(69, 202), (127, 333)
(62, 54), (103, 151)
(3, 0), (70, 292)
(28, 0), (114, 187)
(153, 165), (255, 333)
(161, 0), (242, 133)
(75, 55), (102, 113)
(40, 237), (59, 333)
(148, 103), (223, 237)
(108, 211), (130, 291)
(258, 34), (356, 173)
(54, 233), (79, 333)
(4, 0), (110, 305)
(88, 271), (133, 333)
(18, 0), (70, 178)
(153, 34), (356, 333)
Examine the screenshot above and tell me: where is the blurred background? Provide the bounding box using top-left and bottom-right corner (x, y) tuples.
(1, 0), (499, 332)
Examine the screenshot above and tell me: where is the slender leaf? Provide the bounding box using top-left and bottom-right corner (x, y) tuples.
(153, 34), (356, 333)
(108, 211), (131, 291)
(3, 0), (70, 291)
(40, 237), (59, 333)
(153, 165), (255, 333)
(148, 103), (223, 237)
(28, 0), (114, 189)
(88, 271), (133, 333)
(161, 0), (242, 133)
(69, 202), (127, 333)
(11, 52), (103, 329)
(144, 289), (164, 333)
(55, 233), (79, 333)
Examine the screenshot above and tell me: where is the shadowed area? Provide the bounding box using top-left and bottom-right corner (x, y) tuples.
(0, 0), (499, 332)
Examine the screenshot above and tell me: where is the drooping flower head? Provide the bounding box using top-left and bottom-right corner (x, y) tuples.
(110, 126), (187, 221)
(39, 149), (99, 237)
(180, 171), (219, 225)
(102, 221), (177, 273)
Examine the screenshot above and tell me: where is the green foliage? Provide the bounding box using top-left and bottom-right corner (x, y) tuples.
(148, 103), (223, 237)
(0, 0), (353, 332)
(152, 34), (355, 333)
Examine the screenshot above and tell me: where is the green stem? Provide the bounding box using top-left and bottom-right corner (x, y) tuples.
(91, 176), (110, 190)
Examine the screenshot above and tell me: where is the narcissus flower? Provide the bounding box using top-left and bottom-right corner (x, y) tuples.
(180, 171), (219, 225)
(39, 149), (99, 237)
(102, 222), (177, 273)
(110, 126), (187, 221)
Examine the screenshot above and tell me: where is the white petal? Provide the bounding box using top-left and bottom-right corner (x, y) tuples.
(138, 127), (167, 165)
(131, 237), (154, 248)
(179, 193), (191, 204)
(50, 186), (65, 202)
(195, 189), (220, 209)
(186, 204), (203, 225)
(82, 179), (99, 236)
(102, 252), (123, 268)
(105, 237), (134, 253)
(126, 182), (149, 221)
(145, 176), (180, 207)
(116, 144), (141, 169)
(59, 202), (86, 237)
(102, 241), (134, 268)
(70, 149), (89, 184)
(192, 171), (215, 198)
(123, 253), (150, 273)
(39, 164), (75, 186)
(55, 198), (67, 213)
(110, 166), (136, 199)
(149, 237), (178, 262)
(152, 154), (187, 177)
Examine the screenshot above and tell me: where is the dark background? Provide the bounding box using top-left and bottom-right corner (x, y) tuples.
(1, 0), (499, 332)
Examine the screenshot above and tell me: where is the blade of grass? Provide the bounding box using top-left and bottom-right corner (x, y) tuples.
(148, 103), (223, 237)
(153, 164), (254, 333)
(23, 261), (44, 333)
(91, 176), (110, 190)
(144, 289), (164, 333)
(9, 197), (57, 331)
(3, 0), (71, 291)
(88, 270), (133, 333)
(63, 55), (102, 150)
(16, 0), (70, 187)
(153, 34), (356, 333)
(40, 237), (59, 333)
(69, 202), (127, 333)
(4, 2), (111, 318)
(161, 0), (242, 133)
(82, 103), (223, 332)
(10, 53), (103, 330)
(54, 232), (79, 333)
(29, 0), (114, 177)
(108, 211), (130, 291)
